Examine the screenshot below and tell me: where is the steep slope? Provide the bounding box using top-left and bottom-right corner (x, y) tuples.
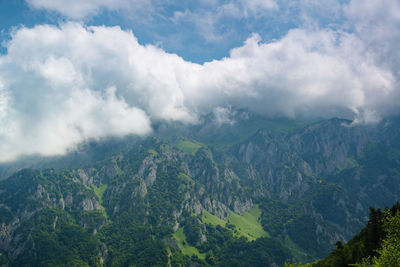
(290, 203), (400, 267)
(0, 169), (106, 265)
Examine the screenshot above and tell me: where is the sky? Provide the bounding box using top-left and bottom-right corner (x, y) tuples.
(0, 0), (399, 161)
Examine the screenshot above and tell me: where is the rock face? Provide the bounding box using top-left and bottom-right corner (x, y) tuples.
(0, 169), (103, 261)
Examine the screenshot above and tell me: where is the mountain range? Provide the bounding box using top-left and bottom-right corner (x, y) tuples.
(0, 109), (399, 266)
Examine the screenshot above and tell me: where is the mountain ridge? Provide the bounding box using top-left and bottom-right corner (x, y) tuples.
(0, 112), (399, 266)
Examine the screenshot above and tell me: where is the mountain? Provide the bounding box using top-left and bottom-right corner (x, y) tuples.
(0, 110), (399, 266)
(289, 203), (400, 267)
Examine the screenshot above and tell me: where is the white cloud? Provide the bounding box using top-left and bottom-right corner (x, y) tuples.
(27, 0), (278, 20)
(213, 106), (236, 125)
(26, 0), (120, 19)
(26, 0), (154, 19)
(172, 0), (278, 42)
(172, 9), (228, 42)
(0, 16), (398, 161)
(240, 0), (278, 17)
(0, 23), (157, 161)
(192, 30), (395, 119)
(344, 0), (400, 70)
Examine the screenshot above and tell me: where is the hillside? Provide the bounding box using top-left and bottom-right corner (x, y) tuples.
(0, 112), (400, 266)
(286, 203), (400, 266)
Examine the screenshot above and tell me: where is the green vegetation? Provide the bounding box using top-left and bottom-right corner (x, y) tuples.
(147, 148), (158, 157)
(227, 205), (269, 240)
(371, 210), (400, 266)
(172, 227), (206, 260)
(200, 206), (269, 241)
(111, 159), (124, 176)
(178, 172), (195, 182)
(198, 224), (291, 266)
(201, 210), (226, 227)
(282, 234), (312, 263)
(289, 203), (400, 267)
(93, 184), (107, 201)
(93, 184), (108, 219)
(337, 157), (359, 171)
(1, 115), (400, 266)
(16, 208), (102, 266)
(101, 213), (168, 266)
(175, 140), (203, 155)
(0, 250), (9, 266)
(258, 183), (352, 259)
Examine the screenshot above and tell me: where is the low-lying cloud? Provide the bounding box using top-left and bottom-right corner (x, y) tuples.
(0, 4), (399, 161)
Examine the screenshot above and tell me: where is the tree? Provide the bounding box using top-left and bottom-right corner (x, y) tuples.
(372, 211), (400, 266)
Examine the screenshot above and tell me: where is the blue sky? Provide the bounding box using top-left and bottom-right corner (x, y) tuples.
(1, 0), (347, 63)
(0, 0), (399, 161)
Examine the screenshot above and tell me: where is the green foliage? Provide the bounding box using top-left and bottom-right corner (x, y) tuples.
(201, 210), (226, 227)
(147, 148), (158, 157)
(175, 140), (203, 155)
(372, 211), (400, 266)
(101, 212), (168, 266)
(227, 205), (269, 240)
(183, 217), (202, 246)
(259, 183), (352, 259)
(93, 184), (108, 219)
(0, 169), (98, 214)
(2, 116), (400, 267)
(0, 206), (13, 223)
(194, 217), (292, 266)
(310, 203), (400, 267)
(211, 236), (291, 266)
(0, 250), (9, 266)
(201, 206), (268, 241)
(285, 263), (313, 267)
(15, 208), (101, 266)
(178, 172), (195, 182)
(172, 227), (205, 260)
(146, 164), (188, 225)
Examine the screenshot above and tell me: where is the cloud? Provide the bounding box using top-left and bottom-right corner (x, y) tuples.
(172, 9), (229, 42)
(0, 6), (399, 161)
(239, 0), (278, 17)
(27, 0), (278, 21)
(26, 0), (154, 20)
(172, 0), (279, 42)
(194, 31), (395, 120)
(344, 0), (400, 70)
(26, 0), (121, 19)
(0, 23), (157, 161)
(213, 106), (236, 126)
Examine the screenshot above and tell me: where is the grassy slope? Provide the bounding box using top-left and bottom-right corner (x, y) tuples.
(174, 206), (268, 259)
(93, 184), (108, 219)
(147, 149), (158, 157)
(202, 210), (226, 227)
(227, 205), (269, 241)
(175, 140), (203, 155)
(172, 228), (205, 260)
(201, 205), (269, 241)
